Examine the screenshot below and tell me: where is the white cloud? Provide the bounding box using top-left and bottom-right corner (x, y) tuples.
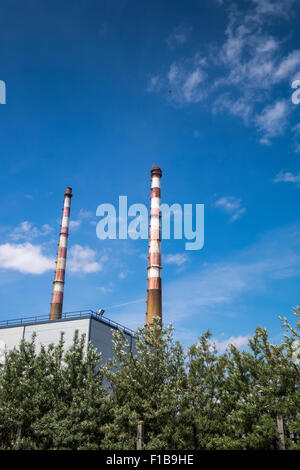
(183, 68), (206, 102)
(147, 75), (163, 93)
(163, 223), (300, 323)
(251, 0), (295, 19)
(213, 94), (252, 123)
(10, 221), (52, 241)
(69, 220), (81, 230)
(215, 196), (246, 222)
(274, 50), (300, 82)
(78, 208), (93, 219)
(293, 123), (300, 134)
(166, 58), (207, 104)
(167, 25), (192, 49)
(164, 253), (188, 266)
(97, 286), (113, 293)
(148, 0), (299, 144)
(0, 243), (54, 274)
(273, 170), (300, 184)
(211, 335), (250, 353)
(255, 100), (290, 144)
(95, 223), (300, 346)
(68, 244), (103, 273)
(69, 208), (94, 231)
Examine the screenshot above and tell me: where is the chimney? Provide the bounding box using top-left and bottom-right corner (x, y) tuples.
(146, 165), (162, 326)
(49, 187), (72, 320)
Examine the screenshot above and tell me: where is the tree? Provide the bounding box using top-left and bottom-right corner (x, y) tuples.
(0, 311), (299, 450)
(180, 322), (300, 450)
(0, 332), (107, 449)
(101, 318), (186, 450)
(179, 331), (229, 450)
(279, 307), (300, 449)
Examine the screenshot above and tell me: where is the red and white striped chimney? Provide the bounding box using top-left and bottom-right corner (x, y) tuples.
(49, 187), (72, 320)
(146, 165), (162, 326)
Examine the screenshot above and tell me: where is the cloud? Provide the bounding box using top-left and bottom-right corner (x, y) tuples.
(68, 244), (103, 273)
(167, 25), (192, 49)
(183, 68), (206, 102)
(10, 221), (52, 241)
(292, 123), (300, 134)
(251, 0), (295, 19)
(211, 335), (250, 352)
(274, 50), (300, 82)
(147, 75), (164, 93)
(69, 208), (94, 231)
(97, 286), (113, 293)
(215, 196), (246, 222)
(166, 57), (207, 104)
(163, 222), (300, 322)
(69, 220), (81, 230)
(273, 170), (300, 184)
(164, 253), (188, 266)
(212, 94), (253, 123)
(78, 208), (93, 219)
(148, 0), (299, 144)
(96, 222), (300, 346)
(255, 100), (290, 144)
(0, 243), (54, 274)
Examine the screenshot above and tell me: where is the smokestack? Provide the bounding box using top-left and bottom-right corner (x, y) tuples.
(146, 165), (162, 326)
(49, 187), (72, 320)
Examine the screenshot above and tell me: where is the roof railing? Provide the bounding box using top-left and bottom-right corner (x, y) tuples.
(0, 310), (134, 336)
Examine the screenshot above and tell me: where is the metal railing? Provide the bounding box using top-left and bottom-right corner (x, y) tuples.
(0, 309), (134, 336)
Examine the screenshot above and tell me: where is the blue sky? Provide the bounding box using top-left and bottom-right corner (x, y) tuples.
(0, 0), (300, 350)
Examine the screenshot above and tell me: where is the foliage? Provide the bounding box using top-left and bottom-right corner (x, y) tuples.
(0, 311), (299, 450)
(0, 332), (107, 449)
(101, 318), (186, 450)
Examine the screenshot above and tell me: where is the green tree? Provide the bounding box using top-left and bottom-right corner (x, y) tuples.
(279, 307), (300, 449)
(0, 332), (107, 449)
(215, 324), (299, 450)
(180, 321), (299, 450)
(0, 311), (299, 450)
(179, 331), (229, 450)
(101, 318), (186, 450)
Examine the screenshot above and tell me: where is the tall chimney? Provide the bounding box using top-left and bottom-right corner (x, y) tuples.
(49, 187), (72, 320)
(146, 165), (162, 326)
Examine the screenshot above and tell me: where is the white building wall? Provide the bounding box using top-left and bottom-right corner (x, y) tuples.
(0, 316), (134, 365)
(0, 319), (90, 359)
(0, 326), (24, 363)
(24, 319), (90, 351)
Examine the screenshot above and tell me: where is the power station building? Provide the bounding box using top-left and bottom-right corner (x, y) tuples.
(0, 311), (133, 364)
(0, 165), (163, 360)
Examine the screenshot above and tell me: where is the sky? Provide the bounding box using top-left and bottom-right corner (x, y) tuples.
(0, 0), (300, 350)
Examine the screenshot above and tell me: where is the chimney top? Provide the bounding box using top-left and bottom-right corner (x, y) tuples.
(151, 165), (162, 177)
(65, 187), (72, 197)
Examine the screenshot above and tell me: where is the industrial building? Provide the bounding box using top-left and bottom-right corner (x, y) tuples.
(0, 165), (163, 359)
(0, 310), (133, 364)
